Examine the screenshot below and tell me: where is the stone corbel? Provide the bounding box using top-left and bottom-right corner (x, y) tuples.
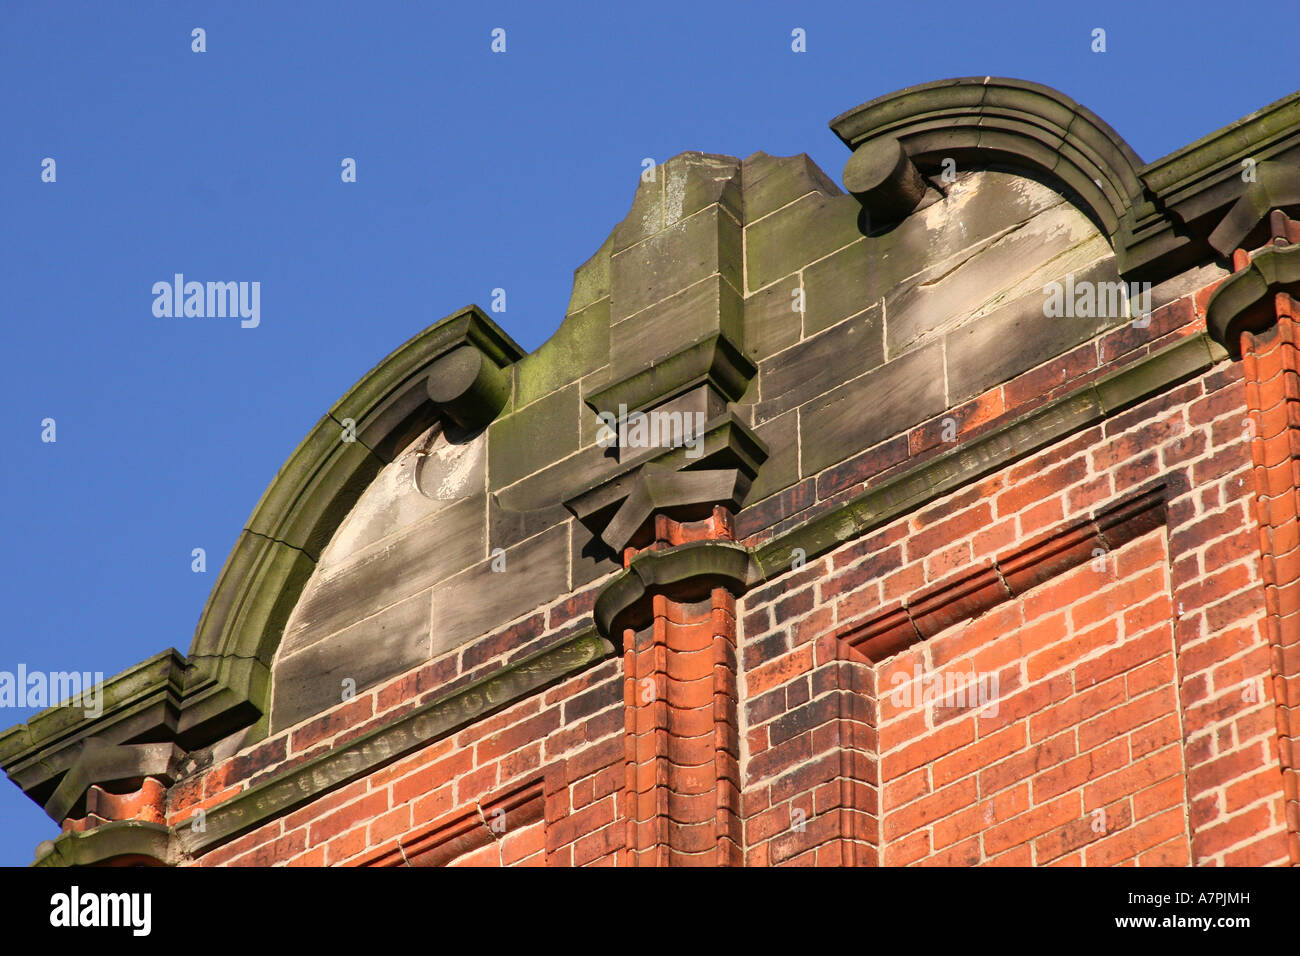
(563, 410), (767, 545)
(45, 738), (186, 825)
(600, 466), (747, 553)
(341, 305), (524, 455)
(1208, 161), (1300, 258)
(426, 344), (512, 430)
(0, 650), (187, 825)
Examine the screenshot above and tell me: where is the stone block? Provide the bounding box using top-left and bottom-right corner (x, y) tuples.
(612, 172), (665, 253)
(431, 524), (570, 653)
(661, 152), (742, 228)
(747, 407), (800, 505)
(318, 426), (484, 565)
(611, 205), (742, 321)
(799, 340), (945, 476)
(279, 495), (485, 658)
(515, 298), (610, 410)
(744, 274), (803, 362)
(802, 238), (877, 337)
(742, 152), (841, 224)
(489, 493), (569, 553)
(488, 382), (582, 489)
(744, 191), (864, 293)
(756, 307), (884, 424)
(572, 519), (620, 589)
(611, 275), (744, 376)
(272, 587), (431, 731)
(944, 255), (1120, 403)
(885, 199), (1113, 357)
(567, 232), (614, 315)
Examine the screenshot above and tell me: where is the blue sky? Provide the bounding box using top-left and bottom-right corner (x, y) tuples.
(0, 0), (1290, 866)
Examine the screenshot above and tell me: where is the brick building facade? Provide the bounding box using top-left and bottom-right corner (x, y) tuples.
(6, 77), (1300, 866)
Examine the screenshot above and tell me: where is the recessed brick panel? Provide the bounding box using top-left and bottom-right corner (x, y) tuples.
(878, 528), (1187, 866)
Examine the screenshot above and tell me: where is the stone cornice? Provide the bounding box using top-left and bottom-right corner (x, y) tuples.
(0, 650), (186, 810)
(1141, 89), (1300, 238)
(1207, 162), (1300, 256)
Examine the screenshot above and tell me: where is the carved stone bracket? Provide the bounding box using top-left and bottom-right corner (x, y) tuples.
(1208, 162), (1300, 257)
(46, 738), (186, 826)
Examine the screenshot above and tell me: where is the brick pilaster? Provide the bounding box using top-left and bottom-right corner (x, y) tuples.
(620, 507), (743, 865)
(1240, 288), (1300, 864)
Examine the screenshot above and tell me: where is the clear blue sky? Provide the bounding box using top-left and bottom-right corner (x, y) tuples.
(0, 0), (1290, 866)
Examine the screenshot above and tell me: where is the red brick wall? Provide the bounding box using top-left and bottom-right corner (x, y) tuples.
(738, 301), (1291, 865)
(165, 585), (627, 866)
(878, 525), (1186, 866)
(172, 653), (627, 866)
(156, 283), (1294, 866)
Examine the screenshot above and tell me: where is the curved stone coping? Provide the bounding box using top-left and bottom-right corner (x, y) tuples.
(33, 821), (173, 868)
(830, 76), (1145, 241)
(176, 627), (613, 860)
(185, 305), (525, 744)
(1206, 243), (1300, 358)
(830, 77), (1300, 281)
